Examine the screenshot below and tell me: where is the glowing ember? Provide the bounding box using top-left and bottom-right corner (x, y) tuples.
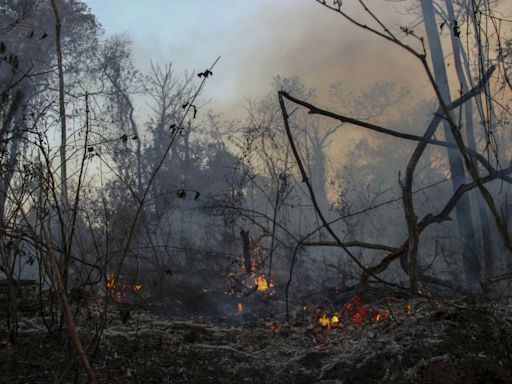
(318, 314), (330, 327)
(237, 302), (244, 314)
(317, 312), (341, 329)
(132, 283), (142, 292)
(350, 308), (366, 324)
(372, 310), (389, 322)
(269, 322), (279, 333)
(313, 295), (394, 329)
(106, 274), (116, 290)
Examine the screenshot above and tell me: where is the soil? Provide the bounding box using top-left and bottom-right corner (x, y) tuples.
(1, 294), (512, 383)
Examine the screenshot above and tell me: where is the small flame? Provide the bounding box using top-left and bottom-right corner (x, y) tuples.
(256, 275), (269, 291)
(372, 310), (389, 322)
(237, 303), (244, 314)
(318, 314), (330, 327)
(317, 312), (341, 329)
(106, 274), (116, 290)
(133, 283), (142, 292)
(406, 303), (413, 315)
(255, 274), (275, 291)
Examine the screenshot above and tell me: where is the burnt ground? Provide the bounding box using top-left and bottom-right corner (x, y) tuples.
(1, 293), (512, 383)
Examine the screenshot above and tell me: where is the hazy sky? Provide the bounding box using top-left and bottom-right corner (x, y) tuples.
(84, 0), (425, 119)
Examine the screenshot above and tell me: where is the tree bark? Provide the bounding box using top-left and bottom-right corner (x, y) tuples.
(50, 0), (71, 293)
(445, 0), (495, 279)
(240, 229), (251, 273)
(420, 0), (480, 289)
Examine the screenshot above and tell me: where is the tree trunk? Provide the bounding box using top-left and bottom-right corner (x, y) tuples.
(420, 0), (480, 290)
(445, 0), (495, 279)
(50, 0), (71, 292)
(240, 229), (251, 273)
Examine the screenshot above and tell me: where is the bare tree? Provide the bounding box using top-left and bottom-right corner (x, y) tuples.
(278, 0), (511, 294)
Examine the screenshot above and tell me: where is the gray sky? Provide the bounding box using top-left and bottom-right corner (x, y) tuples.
(84, 0), (426, 119)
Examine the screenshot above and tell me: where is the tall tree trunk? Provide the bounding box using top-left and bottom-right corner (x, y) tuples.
(445, 0), (495, 279)
(0, 90), (23, 226)
(420, 0), (480, 289)
(50, 0), (68, 206)
(0, 90), (24, 347)
(50, 0), (71, 293)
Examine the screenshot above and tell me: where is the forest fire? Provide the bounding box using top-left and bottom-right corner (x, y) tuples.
(2, 0), (509, 383)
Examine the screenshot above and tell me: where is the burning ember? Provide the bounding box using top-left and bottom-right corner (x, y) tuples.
(316, 312), (341, 329)
(106, 274), (116, 290)
(269, 322), (279, 333)
(226, 271), (277, 297)
(372, 310), (390, 322)
(314, 295), (403, 328)
(255, 274), (275, 291)
(105, 274), (143, 302)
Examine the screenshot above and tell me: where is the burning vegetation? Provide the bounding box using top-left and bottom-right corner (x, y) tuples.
(1, 0), (512, 383)
(311, 295), (398, 329)
(105, 274), (143, 303)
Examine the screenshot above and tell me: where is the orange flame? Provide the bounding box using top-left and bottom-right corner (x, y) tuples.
(237, 303), (244, 314)
(132, 283), (142, 292)
(313, 295), (393, 330)
(372, 310), (389, 322)
(106, 274), (116, 290)
(317, 312), (341, 329)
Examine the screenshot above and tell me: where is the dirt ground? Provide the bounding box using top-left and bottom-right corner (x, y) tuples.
(1, 294), (512, 383)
